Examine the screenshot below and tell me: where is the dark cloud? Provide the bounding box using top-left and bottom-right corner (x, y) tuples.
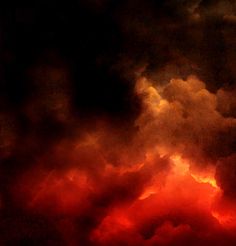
(216, 154), (236, 198)
(0, 0), (236, 245)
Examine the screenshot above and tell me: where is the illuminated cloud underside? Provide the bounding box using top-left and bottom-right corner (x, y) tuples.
(9, 76), (236, 245)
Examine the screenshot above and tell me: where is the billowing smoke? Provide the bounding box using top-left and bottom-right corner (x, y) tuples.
(1, 0), (236, 245)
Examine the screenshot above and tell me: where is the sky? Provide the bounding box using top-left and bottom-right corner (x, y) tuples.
(0, 1), (236, 245)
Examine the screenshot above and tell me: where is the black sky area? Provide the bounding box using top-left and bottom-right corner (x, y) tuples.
(1, 0), (235, 119)
(1, 1), (133, 116)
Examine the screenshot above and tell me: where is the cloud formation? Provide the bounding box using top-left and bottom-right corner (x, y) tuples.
(1, 0), (236, 245)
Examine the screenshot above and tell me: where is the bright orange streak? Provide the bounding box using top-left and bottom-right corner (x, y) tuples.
(139, 187), (157, 200)
(191, 174), (218, 188)
(139, 154), (219, 201)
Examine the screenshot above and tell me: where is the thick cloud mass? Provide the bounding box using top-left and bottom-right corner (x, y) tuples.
(1, 0), (236, 245)
(136, 76), (236, 162)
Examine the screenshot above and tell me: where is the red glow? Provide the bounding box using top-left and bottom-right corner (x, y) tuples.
(13, 144), (236, 245)
(10, 76), (236, 245)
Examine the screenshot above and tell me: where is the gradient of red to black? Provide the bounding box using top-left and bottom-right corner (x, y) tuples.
(1, 1), (236, 245)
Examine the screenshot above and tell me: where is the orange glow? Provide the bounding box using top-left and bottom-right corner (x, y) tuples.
(211, 211), (236, 227)
(11, 75), (236, 245)
(13, 131), (236, 245)
(191, 173), (218, 188)
(139, 186), (157, 200)
(170, 155), (189, 175)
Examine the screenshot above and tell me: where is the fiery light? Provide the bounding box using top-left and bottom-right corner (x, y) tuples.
(9, 75), (236, 245)
(170, 155), (189, 175)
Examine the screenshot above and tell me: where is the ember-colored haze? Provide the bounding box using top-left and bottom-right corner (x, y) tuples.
(3, 76), (236, 245)
(1, 1), (236, 245)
